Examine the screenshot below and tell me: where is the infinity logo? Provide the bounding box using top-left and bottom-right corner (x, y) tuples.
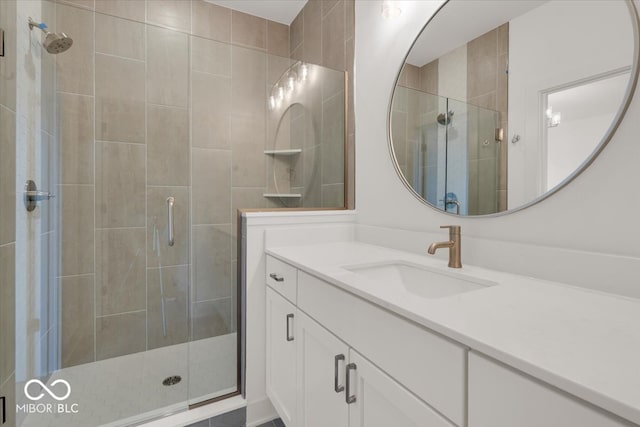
(24, 379), (71, 401)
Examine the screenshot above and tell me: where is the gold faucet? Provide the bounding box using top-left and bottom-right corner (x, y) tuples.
(427, 225), (462, 268)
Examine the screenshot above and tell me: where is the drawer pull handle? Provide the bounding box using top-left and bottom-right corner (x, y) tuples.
(270, 273), (284, 282)
(345, 363), (357, 404)
(286, 313), (294, 341)
(334, 354), (345, 393)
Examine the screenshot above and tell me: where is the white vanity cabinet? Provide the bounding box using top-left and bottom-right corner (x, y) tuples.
(266, 287), (297, 426)
(468, 352), (634, 427)
(349, 350), (456, 427)
(296, 311), (350, 427)
(265, 256), (464, 427)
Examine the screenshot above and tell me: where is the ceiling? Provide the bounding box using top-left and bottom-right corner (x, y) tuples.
(205, 0), (308, 25)
(406, 0), (548, 67)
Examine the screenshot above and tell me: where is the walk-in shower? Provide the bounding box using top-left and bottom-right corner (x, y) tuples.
(3, 1), (347, 426)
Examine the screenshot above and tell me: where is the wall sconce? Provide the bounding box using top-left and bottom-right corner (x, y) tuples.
(546, 106), (561, 128)
(381, 0), (402, 19)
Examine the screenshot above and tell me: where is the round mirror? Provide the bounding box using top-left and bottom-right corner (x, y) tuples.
(389, 0), (639, 216)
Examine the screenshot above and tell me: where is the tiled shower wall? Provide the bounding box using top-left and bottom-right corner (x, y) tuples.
(0, 0), (16, 423)
(54, 0), (293, 368)
(290, 0), (355, 208)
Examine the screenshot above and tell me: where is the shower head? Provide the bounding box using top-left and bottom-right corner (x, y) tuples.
(28, 18), (73, 54)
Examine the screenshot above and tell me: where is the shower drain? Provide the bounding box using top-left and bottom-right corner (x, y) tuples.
(162, 375), (182, 386)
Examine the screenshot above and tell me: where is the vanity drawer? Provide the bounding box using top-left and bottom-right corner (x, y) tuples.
(297, 271), (466, 426)
(266, 255), (297, 304)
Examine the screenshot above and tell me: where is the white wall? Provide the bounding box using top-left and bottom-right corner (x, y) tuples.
(355, 0), (640, 298)
(508, 0), (635, 206)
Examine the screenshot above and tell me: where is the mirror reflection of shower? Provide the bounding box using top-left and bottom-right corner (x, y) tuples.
(28, 17), (73, 54)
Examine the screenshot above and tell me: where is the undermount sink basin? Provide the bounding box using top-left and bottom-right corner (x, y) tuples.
(344, 261), (496, 299)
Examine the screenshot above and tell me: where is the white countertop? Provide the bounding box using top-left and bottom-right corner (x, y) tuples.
(266, 241), (640, 425)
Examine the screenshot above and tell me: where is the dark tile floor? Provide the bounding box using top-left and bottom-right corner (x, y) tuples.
(186, 407), (284, 427)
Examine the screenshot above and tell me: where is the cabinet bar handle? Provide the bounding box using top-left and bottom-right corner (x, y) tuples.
(286, 313), (294, 341)
(345, 363), (357, 404)
(334, 354), (345, 393)
(270, 273), (284, 282)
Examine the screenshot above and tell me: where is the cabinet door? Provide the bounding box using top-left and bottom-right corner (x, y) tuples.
(266, 287), (297, 426)
(348, 350), (456, 427)
(468, 352), (633, 427)
(296, 312), (350, 427)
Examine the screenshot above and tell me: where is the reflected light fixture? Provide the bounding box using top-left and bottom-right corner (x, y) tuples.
(546, 106), (561, 128)
(381, 0), (402, 19)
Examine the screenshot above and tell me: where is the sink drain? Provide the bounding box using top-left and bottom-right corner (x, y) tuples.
(162, 375), (182, 386)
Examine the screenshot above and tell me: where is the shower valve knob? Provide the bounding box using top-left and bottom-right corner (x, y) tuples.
(24, 180), (55, 212)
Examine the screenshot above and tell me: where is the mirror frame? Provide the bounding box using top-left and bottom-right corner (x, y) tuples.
(387, 0), (640, 218)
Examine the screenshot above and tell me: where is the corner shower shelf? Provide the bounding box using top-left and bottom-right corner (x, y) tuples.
(263, 193), (302, 198)
(263, 149), (302, 156)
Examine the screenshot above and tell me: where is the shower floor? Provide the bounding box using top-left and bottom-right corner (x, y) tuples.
(21, 333), (237, 427)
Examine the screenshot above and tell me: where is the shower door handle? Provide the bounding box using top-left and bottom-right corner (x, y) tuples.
(167, 197), (175, 247)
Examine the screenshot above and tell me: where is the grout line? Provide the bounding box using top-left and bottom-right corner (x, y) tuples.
(94, 50), (145, 64)
(91, 0), (98, 364)
(97, 309), (147, 319)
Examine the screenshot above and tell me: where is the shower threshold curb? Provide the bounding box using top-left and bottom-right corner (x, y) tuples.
(137, 395), (246, 427)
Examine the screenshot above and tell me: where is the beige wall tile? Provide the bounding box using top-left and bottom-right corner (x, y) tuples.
(290, 12), (303, 53)
(96, 142), (146, 228)
(96, 311), (146, 360)
(231, 188), (265, 228)
(147, 26), (189, 108)
(232, 46), (266, 116)
(95, 54), (145, 143)
(96, 228), (146, 316)
(302, 0), (322, 64)
(95, 13), (145, 60)
(322, 0), (340, 17)
(322, 0), (345, 70)
(0, 107), (15, 245)
(0, 244), (15, 382)
(147, 105), (189, 185)
(496, 53), (509, 114)
(467, 28), (498, 98)
(321, 92), (345, 185)
(498, 22), (509, 56)
(58, 93), (94, 184)
(321, 183), (344, 208)
(231, 10), (266, 50)
(193, 224), (232, 302)
(56, 4), (94, 95)
(61, 275), (95, 367)
(419, 60), (438, 94)
(57, 0), (94, 10)
(147, 266), (189, 349)
(95, 0), (145, 21)
(147, 0), (191, 32)
(478, 157), (498, 214)
(468, 92), (496, 112)
(302, 145), (321, 206)
(147, 186), (189, 267)
(345, 0), (354, 41)
(192, 0), (231, 42)
(231, 117), (266, 188)
(60, 185), (94, 276)
(192, 298), (232, 340)
(404, 64), (420, 90)
(192, 71), (231, 149)
(0, 0), (17, 110)
(192, 148), (231, 224)
(191, 37), (231, 77)
(267, 21), (289, 57)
